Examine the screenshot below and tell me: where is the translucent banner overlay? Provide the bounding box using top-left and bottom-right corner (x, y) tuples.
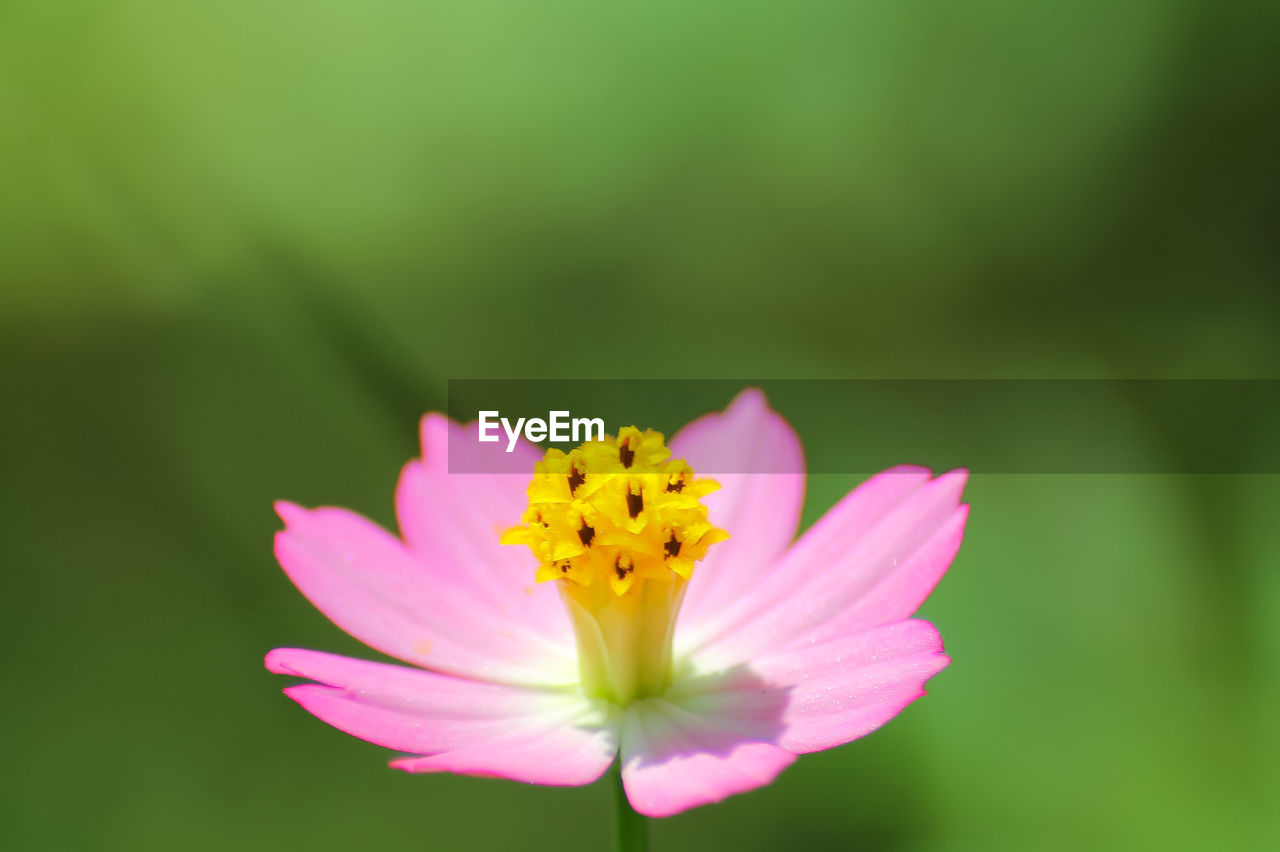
(446, 380), (1280, 474)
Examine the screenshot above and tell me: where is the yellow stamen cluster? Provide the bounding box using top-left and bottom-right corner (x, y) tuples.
(501, 426), (728, 596)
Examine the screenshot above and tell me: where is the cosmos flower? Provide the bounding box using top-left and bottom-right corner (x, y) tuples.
(266, 389), (968, 817)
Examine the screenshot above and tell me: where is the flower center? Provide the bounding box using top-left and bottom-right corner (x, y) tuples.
(501, 426), (728, 704)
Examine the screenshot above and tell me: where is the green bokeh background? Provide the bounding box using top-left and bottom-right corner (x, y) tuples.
(3, 2), (1278, 850)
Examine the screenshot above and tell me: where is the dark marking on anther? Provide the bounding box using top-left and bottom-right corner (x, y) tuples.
(664, 532), (682, 559)
(619, 440), (635, 468)
(665, 477), (685, 493)
(614, 556), (633, 581)
(577, 523), (595, 547)
(626, 490), (644, 519)
(558, 560), (572, 574)
(567, 464), (586, 495)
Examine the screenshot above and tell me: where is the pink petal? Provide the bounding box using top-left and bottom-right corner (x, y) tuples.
(620, 698), (796, 818)
(390, 702), (620, 786)
(670, 619), (948, 754)
(668, 389), (806, 641)
(777, 504), (968, 650)
(266, 648), (588, 755)
(395, 414), (573, 645)
(685, 468), (967, 669)
(274, 501), (577, 686)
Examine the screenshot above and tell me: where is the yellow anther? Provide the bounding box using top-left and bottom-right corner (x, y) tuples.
(500, 426), (729, 703)
(500, 427), (727, 597)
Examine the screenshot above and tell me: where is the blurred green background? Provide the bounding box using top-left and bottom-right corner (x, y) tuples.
(3, 1), (1278, 850)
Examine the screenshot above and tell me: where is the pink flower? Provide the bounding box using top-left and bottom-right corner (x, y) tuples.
(266, 389), (968, 817)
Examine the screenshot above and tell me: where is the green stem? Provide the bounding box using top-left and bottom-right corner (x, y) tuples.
(612, 761), (649, 852)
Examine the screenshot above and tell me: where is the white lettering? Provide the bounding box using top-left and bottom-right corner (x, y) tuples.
(524, 418), (548, 444)
(478, 411), (500, 443)
(548, 410), (570, 442)
(573, 416), (605, 442)
(481, 411), (607, 452)
(502, 417), (526, 453)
